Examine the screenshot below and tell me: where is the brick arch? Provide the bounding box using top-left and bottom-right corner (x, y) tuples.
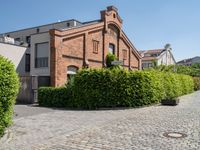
(107, 22), (121, 34)
(67, 65), (79, 74)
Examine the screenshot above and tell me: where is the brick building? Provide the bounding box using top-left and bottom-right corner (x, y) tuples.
(0, 6), (141, 88)
(50, 6), (141, 86)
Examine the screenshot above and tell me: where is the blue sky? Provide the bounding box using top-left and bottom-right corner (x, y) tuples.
(0, 0), (199, 61)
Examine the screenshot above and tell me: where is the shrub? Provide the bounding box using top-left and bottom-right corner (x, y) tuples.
(38, 87), (72, 107)
(106, 53), (117, 68)
(38, 69), (194, 110)
(0, 56), (19, 136)
(152, 64), (200, 77)
(73, 69), (164, 109)
(193, 77), (200, 91)
(161, 73), (194, 100)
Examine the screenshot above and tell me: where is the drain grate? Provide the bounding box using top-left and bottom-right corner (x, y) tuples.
(163, 132), (187, 139)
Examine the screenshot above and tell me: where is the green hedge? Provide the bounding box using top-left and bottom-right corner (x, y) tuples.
(162, 73), (194, 100)
(193, 77), (200, 91)
(38, 87), (72, 107)
(73, 69), (194, 109)
(73, 69), (164, 109)
(38, 68), (194, 110)
(0, 56), (19, 136)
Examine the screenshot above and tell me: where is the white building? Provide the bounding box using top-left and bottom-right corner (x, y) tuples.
(140, 44), (176, 69)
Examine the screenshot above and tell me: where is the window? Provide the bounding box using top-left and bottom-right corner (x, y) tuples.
(15, 38), (20, 41)
(93, 40), (99, 54)
(26, 36), (31, 47)
(26, 36), (30, 43)
(25, 54), (30, 72)
(148, 63), (153, 67)
(109, 43), (115, 54)
(67, 22), (70, 27)
(113, 13), (116, 18)
(67, 66), (78, 81)
(36, 28), (40, 33)
(123, 49), (127, 60)
(35, 42), (49, 68)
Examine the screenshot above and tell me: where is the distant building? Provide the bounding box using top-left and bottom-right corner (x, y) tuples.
(177, 56), (200, 66)
(139, 44), (176, 69)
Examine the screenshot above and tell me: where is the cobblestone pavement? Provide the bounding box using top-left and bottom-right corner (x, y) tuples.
(0, 91), (200, 150)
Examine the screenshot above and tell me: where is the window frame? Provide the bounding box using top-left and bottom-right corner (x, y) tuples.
(109, 43), (115, 55)
(35, 42), (49, 68)
(25, 53), (30, 72)
(93, 40), (99, 54)
(122, 49), (127, 60)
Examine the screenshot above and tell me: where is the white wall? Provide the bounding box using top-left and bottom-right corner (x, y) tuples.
(30, 32), (50, 76)
(0, 42), (28, 75)
(158, 50), (175, 65)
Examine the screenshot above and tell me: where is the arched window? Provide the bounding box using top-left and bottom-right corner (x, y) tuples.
(109, 43), (115, 54)
(67, 66), (78, 80)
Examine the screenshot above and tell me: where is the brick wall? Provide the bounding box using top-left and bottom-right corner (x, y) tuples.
(50, 6), (141, 87)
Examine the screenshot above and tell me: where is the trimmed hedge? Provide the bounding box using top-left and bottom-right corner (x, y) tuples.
(73, 69), (164, 109)
(38, 87), (72, 107)
(0, 56), (19, 136)
(38, 68), (194, 110)
(162, 72), (194, 100)
(193, 77), (200, 91)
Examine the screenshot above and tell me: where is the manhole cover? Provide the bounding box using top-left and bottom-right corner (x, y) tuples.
(163, 132), (187, 138)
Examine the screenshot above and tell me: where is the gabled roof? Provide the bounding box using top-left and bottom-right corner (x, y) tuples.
(139, 49), (165, 55)
(177, 56), (200, 64)
(140, 48), (176, 63)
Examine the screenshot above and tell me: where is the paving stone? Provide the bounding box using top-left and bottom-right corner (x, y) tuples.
(0, 91), (200, 149)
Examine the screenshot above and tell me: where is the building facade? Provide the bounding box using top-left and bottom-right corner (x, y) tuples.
(0, 6), (141, 87)
(139, 44), (176, 69)
(177, 56), (200, 66)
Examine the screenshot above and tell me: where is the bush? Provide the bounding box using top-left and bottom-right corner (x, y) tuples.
(161, 73), (194, 100)
(193, 77), (200, 91)
(152, 64), (200, 77)
(0, 56), (19, 136)
(38, 87), (72, 107)
(106, 53), (117, 68)
(73, 69), (163, 109)
(38, 68), (194, 110)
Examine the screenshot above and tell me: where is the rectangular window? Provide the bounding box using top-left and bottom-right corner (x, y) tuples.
(93, 40), (99, 54)
(26, 36), (31, 47)
(25, 54), (30, 72)
(123, 49), (127, 60)
(35, 42), (49, 68)
(109, 43), (115, 54)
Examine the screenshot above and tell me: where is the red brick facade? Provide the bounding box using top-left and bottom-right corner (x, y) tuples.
(50, 6), (141, 87)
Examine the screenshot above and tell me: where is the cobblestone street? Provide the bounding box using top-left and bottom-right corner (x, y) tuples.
(0, 91), (200, 150)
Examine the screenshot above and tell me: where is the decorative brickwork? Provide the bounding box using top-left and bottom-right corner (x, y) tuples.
(50, 6), (141, 87)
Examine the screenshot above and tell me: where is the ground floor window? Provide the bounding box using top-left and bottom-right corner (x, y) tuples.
(67, 66), (78, 81)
